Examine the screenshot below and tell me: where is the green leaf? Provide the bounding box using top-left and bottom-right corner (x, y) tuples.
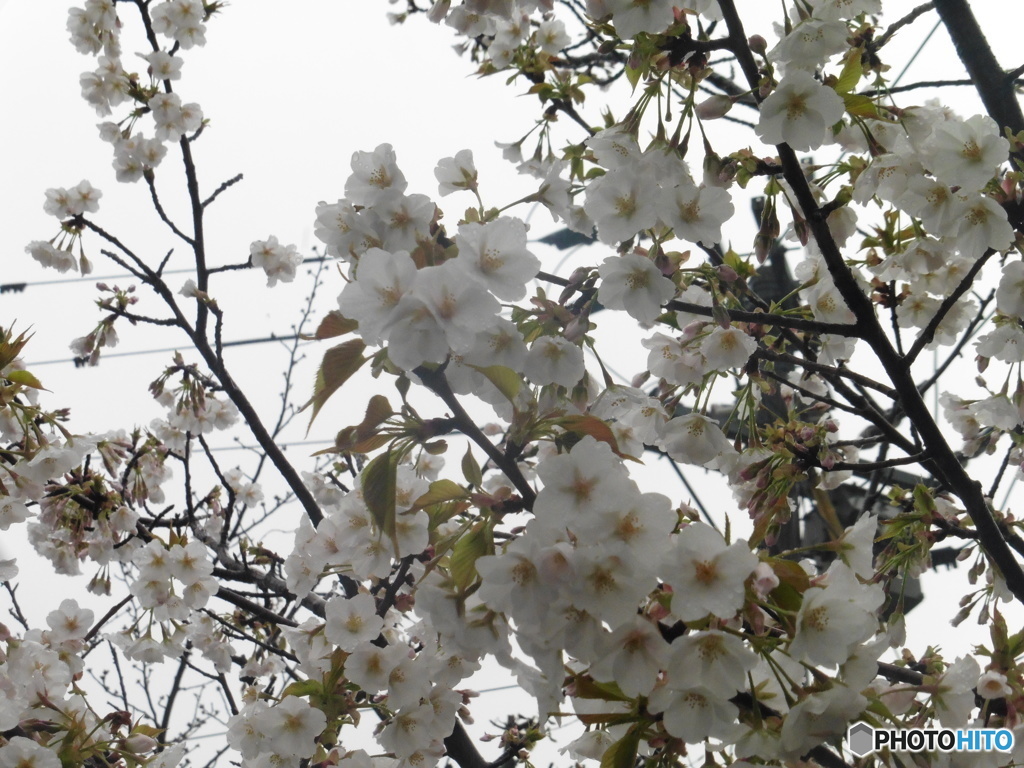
(412, 478), (469, 509)
(571, 675), (630, 702)
(281, 679), (323, 698)
(625, 62), (642, 92)
(6, 369), (47, 391)
(469, 364), (521, 404)
(835, 47), (863, 94)
(842, 92), (880, 118)
(449, 520), (491, 590)
(577, 712), (641, 727)
(349, 433), (392, 454)
(302, 339), (367, 433)
(912, 484), (936, 516)
(462, 446), (483, 488)
(362, 394), (393, 430)
(0, 328), (33, 372)
(600, 724), (641, 768)
(362, 449), (397, 541)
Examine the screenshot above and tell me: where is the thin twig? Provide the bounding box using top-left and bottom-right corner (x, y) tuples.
(202, 172), (243, 208)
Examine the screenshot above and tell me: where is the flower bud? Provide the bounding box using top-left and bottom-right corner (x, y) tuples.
(748, 35), (767, 55)
(716, 264), (739, 283)
(695, 94), (733, 121)
(123, 734), (159, 753)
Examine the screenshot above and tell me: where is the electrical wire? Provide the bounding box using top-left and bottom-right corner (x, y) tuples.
(27, 333), (304, 367)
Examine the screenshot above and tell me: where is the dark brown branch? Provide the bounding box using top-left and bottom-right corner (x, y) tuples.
(754, 349), (896, 399)
(536, 270), (860, 335)
(828, 452), (931, 472)
(933, 0), (1024, 141)
(546, 98), (595, 136)
(160, 649), (190, 737)
(806, 745), (854, 768)
(145, 173), (194, 245)
(215, 586), (299, 628)
(445, 720), (489, 768)
(202, 172), (243, 209)
(904, 250), (992, 366)
(84, 593), (135, 643)
(417, 365), (537, 509)
(871, 2), (936, 50)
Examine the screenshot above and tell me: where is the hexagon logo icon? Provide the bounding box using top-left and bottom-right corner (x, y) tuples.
(848, 723), (874, 756)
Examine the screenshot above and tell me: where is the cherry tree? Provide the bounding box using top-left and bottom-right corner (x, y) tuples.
(4, 0), (1024, 767)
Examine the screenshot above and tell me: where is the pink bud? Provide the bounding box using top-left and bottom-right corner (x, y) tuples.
(695, 94), (733, 121)
(748, 35), (767, 56)
(716, 264), (739, 282)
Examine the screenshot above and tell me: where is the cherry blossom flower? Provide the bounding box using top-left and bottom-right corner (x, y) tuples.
(701, 326), (757, 371)
(43, 180), (102, 218)
(324, 593), (385, 651)
(584, 168), (658, 245)
(954, 194), (1014, 258)
(0, 737), (61, 768)
(340, 247), (419, 347)
(657, 184), (734, 246)
(779, 686), (866, 758)
(642, 332), (707, 386)
(927, 114), (1009, 192)
(977, 669), (1013, 699)
(606, 0), (675, 38)
(933, 655), (980, 727)
(534, 436), (632, 520)
(524, 336), (585, 387)
(141, 49), (183, 81)
(45, 599), (94, 646)
(833, 514), (877, 578)
(598, 252), (676, 324)
(756, 71), (845, 151)
(648, 685), (740, 744)
(151, 0), (208, 48)
(998, 260), (1024, 318)
(788, 561), (884, 666)
(395, 260), (501, 355)
(435, 149), (478, 196)
(590, 616), (669, 697)
(657, 412), (735, 468)
(314, 200), (386, 261)
(587, 127), (642, 170)
(149, 92), (203, 141)
(536, 18), (570, 54)
(250, 236), (303, 287)
(254, 696), (327, 759)
(770, 19), (849, 72)
(454, 217), (541, 300)
(346, 143), (408, 207)
(665, 630), (758, 697)
(976, 323), (1024, 363)
(663, 523), (757, 621)
(26, 242), (77, 274)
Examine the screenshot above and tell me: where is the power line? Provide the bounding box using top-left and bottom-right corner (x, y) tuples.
(0, 256), (332, 296)
(27, 333), (304, 367)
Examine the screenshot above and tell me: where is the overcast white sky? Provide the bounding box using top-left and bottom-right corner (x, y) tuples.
(2, 2), (1024, 755)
